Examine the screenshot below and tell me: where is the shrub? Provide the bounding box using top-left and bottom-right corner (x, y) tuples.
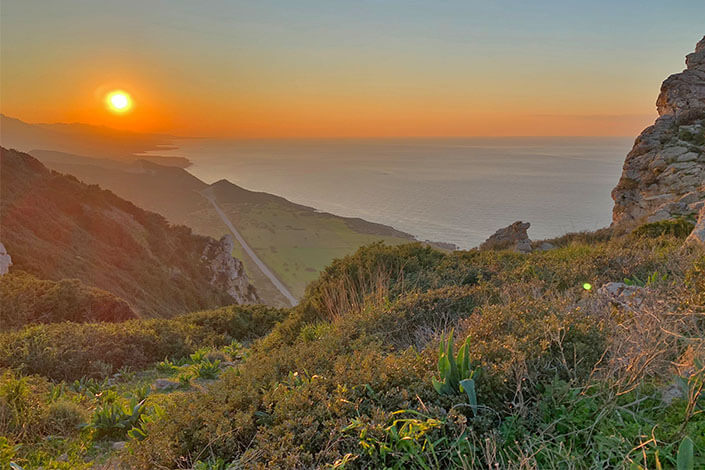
(634, 218), (695, 239)
(156, 358), (178, 373)
(0, 372), (48, 441)
(0, 437), (21, 469)
(45, 400), (86, 435)
(89, 398), (147, 440)
(0, 304), (286, 380)
(127, 235), (702, 468)
(0, 271), (137, 331)
(6, 234), (699, 469)
(194, 359), (221, 380)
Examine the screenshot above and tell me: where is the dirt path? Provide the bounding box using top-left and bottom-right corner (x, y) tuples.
(201, 188), (298, 306)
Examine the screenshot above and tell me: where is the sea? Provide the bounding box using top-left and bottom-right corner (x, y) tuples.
(160, 137), (633, 250)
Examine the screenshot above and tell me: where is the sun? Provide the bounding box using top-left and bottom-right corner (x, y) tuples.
(106, 90), (132, 113)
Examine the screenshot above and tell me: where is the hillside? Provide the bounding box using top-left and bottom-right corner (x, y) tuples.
(29, 148), (423, 304)
(0, 271), (138, 331)
(2, 229), (703, 469)
(0, 147), (257, 317)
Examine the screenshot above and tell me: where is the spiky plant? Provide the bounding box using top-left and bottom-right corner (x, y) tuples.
(432, 329), (478, 413)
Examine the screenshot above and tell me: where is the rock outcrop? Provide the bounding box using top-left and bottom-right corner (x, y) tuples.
(0, 242), (11, 275)
(612, 37), (705, 228)
(686, 204), (705, 246)
(480, 221), (532, 253)
(597, 282), (646, 310)
(202, 235), (259, 304)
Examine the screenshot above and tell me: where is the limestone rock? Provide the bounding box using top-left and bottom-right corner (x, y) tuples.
(0, 242), (11, 275)
(612, 37), (705, 227)
(480, 221), (532, 253)
(686, 204), (705, 246)
(111, 441), (127, 451)
(153, 378), (180, 391)
(597, 282), (646, 309)
(660, 381), (685, 406)
(201, 235), (259, 304)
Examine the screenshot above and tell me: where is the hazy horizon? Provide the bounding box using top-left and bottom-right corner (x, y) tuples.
(155, 135), (631, 248)
(2, 1), (704, 138)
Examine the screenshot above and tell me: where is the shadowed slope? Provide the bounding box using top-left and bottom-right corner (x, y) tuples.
(0, 147), (256, 317)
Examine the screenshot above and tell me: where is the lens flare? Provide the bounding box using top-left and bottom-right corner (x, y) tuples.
(583, 283), (592, 291)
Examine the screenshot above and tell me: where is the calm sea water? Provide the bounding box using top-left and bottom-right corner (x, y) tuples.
(161, 137), (632, 249)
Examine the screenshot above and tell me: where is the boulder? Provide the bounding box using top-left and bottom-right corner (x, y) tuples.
(597, 282), (646, 309)
(153, 378), (180, 391)
(612, 36), (705, 228)
(111, 441), (127, 451)
(0, 242), (11, 275)
(480, 221), (532, 253)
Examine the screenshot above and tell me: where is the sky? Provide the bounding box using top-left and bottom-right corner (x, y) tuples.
(1, 0), (704, 138)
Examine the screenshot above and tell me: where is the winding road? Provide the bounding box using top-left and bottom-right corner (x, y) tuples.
(201, 188), (298, 306)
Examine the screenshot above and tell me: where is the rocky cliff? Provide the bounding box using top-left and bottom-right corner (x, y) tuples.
(202, 235), (259, 304)
(612, 36), (705, 228)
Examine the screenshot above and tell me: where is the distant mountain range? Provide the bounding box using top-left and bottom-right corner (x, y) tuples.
(0, 114), (190, 167)
(0, 147), (257, 317)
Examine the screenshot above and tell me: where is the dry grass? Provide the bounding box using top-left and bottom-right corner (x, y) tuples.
(317, 264), (396, 321)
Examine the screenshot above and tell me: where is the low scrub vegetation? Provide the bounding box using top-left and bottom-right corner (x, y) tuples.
(0, 304), (286, 380)
(0, 271), (137, 331)
(123, 234), (704, 468)
(2, 230), (704, 468)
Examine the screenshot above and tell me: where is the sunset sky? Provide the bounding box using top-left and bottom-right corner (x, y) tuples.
(2, 0), (704, 138)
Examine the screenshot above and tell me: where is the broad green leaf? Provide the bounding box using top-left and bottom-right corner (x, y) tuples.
(677, 437), (694, 470)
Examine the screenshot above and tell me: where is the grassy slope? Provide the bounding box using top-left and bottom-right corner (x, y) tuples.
(0, 304), (286, 469)
(215, 200), (414, 297)
(34, 153), (420, 304)
(3, 225), (704, 469)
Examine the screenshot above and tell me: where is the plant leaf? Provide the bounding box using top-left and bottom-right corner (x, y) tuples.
(459, 378), (477, 415)
(677, 437), (694, 470)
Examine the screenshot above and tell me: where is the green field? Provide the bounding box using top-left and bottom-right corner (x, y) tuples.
(218, 201), (414, 298)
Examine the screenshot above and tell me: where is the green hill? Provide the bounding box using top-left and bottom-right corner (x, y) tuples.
(30, 148), (424, 305)
(0, 147), (256, 317)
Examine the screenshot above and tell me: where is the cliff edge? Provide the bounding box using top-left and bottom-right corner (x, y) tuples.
(612, 36), (705, 228)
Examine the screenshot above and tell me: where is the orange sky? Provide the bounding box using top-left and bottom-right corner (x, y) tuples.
(1, 1), (703, 138)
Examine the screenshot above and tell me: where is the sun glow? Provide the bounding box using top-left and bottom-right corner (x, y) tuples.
(106, 90), (132, 113)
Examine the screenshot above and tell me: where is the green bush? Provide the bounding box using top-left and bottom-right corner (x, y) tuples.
(634, 218), (695, 239)
(45, 400), (86, 435)
(0, 271), (137, 331)
(0, 304), (286, 380)
(4, 233), (702, 468)
(432, 330), (477, 412)
(89, 398), (147, 440)
(194, 359), (221, 380)
(0, 372), (49, 441)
